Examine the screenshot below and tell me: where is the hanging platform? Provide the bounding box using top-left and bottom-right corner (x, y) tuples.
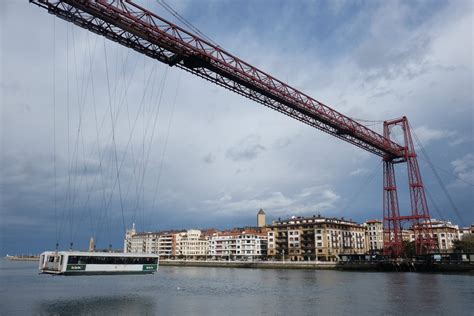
(39, 251), (159, 275)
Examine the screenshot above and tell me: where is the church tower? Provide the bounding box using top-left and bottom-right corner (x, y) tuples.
(257, 209), (266, 227)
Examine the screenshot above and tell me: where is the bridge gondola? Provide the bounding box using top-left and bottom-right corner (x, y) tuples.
(39, 251), (159, 275)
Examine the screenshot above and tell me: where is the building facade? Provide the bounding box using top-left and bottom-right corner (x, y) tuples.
(459, 224), (474, 240)
(209, 231), (267, 259)
(405, 219), (464, 252)
(364, 220), (383, 252)
(430, 219), (461, 252)
(175, 229), (209, 258)
(123, 224), (179, 258)
(267, 216), (367, 261)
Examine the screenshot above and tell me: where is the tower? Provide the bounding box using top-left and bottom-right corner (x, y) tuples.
(382, 117), (436, 256)
(257, 209), (266, 227)
(89, 237), (95, 252)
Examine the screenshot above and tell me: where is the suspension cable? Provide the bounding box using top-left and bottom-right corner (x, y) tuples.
(150, 73), (181, 215)
(103, 38), (127, 235)
(411, 125), (466, 226)
(157, 0), (219, 47)
(341, 160), (381, 213)
(52, 16), (58, 249)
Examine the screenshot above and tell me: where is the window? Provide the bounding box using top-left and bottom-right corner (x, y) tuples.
(67, 256), (157, 265)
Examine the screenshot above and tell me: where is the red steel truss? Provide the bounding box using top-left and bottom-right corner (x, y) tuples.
(30, 0), (437, 255)
(383, 117), (436, 256)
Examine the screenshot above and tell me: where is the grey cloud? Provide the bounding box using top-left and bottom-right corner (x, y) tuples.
(202, 152), (215, 164)
(226, 135), (266, 162)
(353, 2), (433, 81)
(450, 154), (474, 187)
(202, 185), (341, 218)
(273, 137), (292, 149)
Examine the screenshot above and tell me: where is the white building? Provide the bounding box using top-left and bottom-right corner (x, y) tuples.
(123, 224), (177, 257)
(124, 231), (160, 254)
(364, 220), (383, 252)
(209, 231), (267, 259)
(157, 233), (175, 258)
(430, 219), (460, 252)
(175, 230), (209, 258)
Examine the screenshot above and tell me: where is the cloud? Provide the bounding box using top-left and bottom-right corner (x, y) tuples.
(203, 185), (340, 217)
(353, 1), (432, 80)
(225, 134), (266, 162)
(450, 154), (474, 187)
(413, 125), (456, 146)
(273, 137), (292, 149)
(349, 168), (371, 176)
(202, 152), (215, 164)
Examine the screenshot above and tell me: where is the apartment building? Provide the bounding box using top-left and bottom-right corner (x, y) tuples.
(175, 229), (209, 258)
(267, 215), (367, 261)
(123, 224), (179, 258)
(364, 220), (383, 252)
(209, 231), (267, 259)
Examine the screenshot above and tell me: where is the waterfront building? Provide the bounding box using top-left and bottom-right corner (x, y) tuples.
(123, 223), (137, 253)
(409, 219), (462, 252)
(209, 230), (267, 259)
(123, 224), (180, 258)
(126, 231), (161, 254)
(175, 229), (209, 258)
(430, 219), (461, 252)
(267, 215), (367, 261)
(156, 233), (176, 258)
(459, 224), (474, 240)
(257, 209), (266, 227)
(364, 220), (383, 252)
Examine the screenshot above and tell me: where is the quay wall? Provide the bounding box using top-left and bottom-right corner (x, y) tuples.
(160, 259), (337, 270)
(160, 259), (474, 273)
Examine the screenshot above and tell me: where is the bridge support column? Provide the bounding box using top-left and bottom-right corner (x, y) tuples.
(382, 117), (437, 256)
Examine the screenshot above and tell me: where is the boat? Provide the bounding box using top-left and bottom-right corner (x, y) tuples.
(7, 254), (40, 261)
(39, 251), (159, 275)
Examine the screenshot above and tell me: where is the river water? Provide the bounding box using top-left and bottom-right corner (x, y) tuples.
(0, 259), (472, 315)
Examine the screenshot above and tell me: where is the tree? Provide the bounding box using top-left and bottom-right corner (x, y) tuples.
(402, 241), (416, 258)
(453, 235), (474, 253)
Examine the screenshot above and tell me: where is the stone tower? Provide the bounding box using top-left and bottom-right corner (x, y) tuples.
(257, 209), (266, 227)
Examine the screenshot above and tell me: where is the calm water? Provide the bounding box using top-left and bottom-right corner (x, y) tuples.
(0, 259), (473, 315)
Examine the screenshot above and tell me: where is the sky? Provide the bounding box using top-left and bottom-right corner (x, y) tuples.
(0, 0), (473, 255)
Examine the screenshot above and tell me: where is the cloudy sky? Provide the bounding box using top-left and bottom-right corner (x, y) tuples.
(1, 0), (472, 255)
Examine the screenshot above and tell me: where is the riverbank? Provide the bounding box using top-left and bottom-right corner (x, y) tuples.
(160, 259), (474, 273)
(160, 259), (336, 269)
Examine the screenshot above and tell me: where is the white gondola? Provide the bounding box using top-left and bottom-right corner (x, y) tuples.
(39, 251), (159, 275)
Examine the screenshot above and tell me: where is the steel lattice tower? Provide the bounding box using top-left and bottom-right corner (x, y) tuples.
(383, 117), (437, 256)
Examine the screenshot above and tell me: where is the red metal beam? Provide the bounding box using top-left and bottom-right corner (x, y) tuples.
(31, 0), (405, 159)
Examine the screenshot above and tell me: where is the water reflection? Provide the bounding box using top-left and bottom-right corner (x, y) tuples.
(34, 295), (156, 315)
